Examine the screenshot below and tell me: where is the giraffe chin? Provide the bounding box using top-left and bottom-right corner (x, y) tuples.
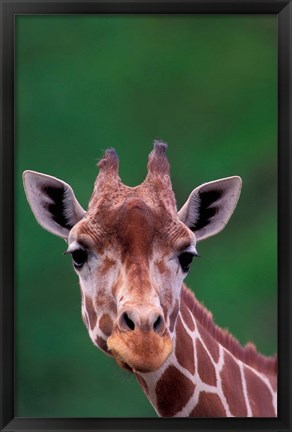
(107, 330), (173, 373)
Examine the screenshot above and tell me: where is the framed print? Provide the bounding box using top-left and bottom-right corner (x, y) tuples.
(0, 1), (291, 431)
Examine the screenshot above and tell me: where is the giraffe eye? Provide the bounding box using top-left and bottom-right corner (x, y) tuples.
(71, 248), (88, 269)
(178, 252), (196, 273)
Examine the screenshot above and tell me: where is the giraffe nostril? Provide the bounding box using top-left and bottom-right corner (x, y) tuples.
(118, 309), (165, 334)
(153, 314), (165, 334)
(120, 312), (135, 331)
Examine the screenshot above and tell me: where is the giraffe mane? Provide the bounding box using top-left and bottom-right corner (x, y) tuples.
(181, 285), (277, 375)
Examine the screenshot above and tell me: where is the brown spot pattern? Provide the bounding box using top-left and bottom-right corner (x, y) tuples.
(196, 339), (216, 386)
(101, 256), (115, 274)
(156, 365), (195, 416)
(268, 374), (277, 392)
(136, 374), (149, 394)
(95, 292), (117, 315)
(162, 303), (168, 321)
(95, 335), (110, 354)
(169, 300), (179, 333)
(85, 296), (97, 330)
(109, 299), (117, 315)
(99, 314), (113, 336)
(244, 367), (275, 416)
(180, 301), (195, 331)
(221, 351), (247, 416)
(197, 322), (219, 363)
(95, 292), (107, 308)
(181, 286), (277, 376)
(111, 275), (123, 298)
(175, 315), (195, 375)
(190, 391), (226, 417)
(156, 259), (167, 274)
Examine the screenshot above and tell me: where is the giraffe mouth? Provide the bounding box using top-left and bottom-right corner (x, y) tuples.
(107, 329), (173, 373)
(115, 357), (134, 372)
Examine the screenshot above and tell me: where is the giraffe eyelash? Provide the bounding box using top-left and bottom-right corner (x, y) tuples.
(64, 242), (88, 269)
(178, 249), (200, 273)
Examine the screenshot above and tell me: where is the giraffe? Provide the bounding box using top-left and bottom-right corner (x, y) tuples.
(22, 141), (277, 417)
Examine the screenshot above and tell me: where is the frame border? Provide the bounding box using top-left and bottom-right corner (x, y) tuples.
(1, 1), (291, 431)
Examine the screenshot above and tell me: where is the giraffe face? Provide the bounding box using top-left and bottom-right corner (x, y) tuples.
(23, 141), (242, 373)
(67, 195), (197, 372)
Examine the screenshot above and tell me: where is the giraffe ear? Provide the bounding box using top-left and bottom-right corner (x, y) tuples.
(23, 170), (86, 239)
(178, 176), (242, 242)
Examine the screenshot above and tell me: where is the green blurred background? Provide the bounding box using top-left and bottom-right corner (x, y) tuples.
(15, 15), (277, 417)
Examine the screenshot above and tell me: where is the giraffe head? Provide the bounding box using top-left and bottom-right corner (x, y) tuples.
(23, 141), (242, 373)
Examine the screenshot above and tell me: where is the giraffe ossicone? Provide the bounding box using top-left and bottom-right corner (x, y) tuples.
(23, 140), (277, 417)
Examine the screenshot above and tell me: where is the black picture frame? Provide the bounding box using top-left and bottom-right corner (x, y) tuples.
(0, 1), (291, 431)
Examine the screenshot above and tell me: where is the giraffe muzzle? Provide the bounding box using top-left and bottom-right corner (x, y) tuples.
(107, 327), (173, 373)
(107, 306), (173, 372)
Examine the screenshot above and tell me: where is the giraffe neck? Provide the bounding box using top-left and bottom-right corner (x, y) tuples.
(135, 286), (277, 417)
